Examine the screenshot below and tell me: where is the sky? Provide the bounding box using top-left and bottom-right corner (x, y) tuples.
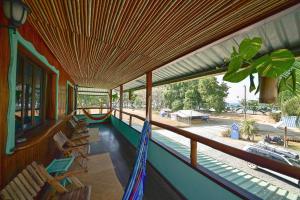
(215, 74), (259, 104)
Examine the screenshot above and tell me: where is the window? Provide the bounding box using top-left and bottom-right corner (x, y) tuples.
(67, 84), (74, 114)
(15, 52), (49, 137)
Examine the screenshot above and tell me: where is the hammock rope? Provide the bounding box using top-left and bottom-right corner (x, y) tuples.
(81, 108), (113, 121)
(122, 118), (151, 200)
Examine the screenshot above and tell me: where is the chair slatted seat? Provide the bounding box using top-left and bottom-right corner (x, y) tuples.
(0, 162), (91, 200)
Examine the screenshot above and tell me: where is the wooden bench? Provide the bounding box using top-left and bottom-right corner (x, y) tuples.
(0, 162), (91, 200)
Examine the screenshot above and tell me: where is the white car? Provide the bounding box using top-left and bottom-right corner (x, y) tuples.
(243, 143), (300, 187)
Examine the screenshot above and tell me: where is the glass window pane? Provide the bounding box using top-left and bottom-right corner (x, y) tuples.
(15, 56), (23, 133)
(34, 66), (43, 124)
(23, 61), (33, 130)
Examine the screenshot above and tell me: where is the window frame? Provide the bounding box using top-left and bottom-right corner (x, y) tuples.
(15, 52), (48, 136)
(6, 30), (60, 155)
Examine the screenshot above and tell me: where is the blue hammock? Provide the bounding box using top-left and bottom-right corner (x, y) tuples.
(122, 120), (151, 200)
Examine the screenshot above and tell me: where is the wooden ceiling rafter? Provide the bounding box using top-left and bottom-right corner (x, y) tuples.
(22, 0), (298, 88)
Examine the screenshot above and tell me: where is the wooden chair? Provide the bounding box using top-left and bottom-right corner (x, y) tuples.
(69, 119), (89, 135)
(72, 115), (89, 127)
(53, 131), (90, 171)
(0, 162), (91, 200)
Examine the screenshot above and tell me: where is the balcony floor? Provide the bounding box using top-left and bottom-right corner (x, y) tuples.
(84, 123), (183, 200)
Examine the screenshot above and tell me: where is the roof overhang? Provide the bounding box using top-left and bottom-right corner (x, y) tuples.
(123, 5), (300, 91)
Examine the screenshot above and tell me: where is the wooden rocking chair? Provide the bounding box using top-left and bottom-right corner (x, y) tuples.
(0, 161), (91, 200)
(53, 131), (90, 171)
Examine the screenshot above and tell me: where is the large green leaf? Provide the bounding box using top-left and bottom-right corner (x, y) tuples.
(223, 66), (255, 83)
(228, 55), (242, 73)
(255, 49), (295, 77)
(239, 37), (262, 60)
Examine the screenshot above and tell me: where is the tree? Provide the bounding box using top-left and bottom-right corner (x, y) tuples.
(198, 77), (229, 113)
(247, 100), (259, 114)
(171, 100), (184, 111)
(183, 83), (202, 110)
(163, 81), (190, 110)
(281, 96), (300, 116)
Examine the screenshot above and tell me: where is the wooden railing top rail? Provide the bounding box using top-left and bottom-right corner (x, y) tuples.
(15, 112), (75, 152)
(77, 107), (110, 110)
(115, 109), (300, 180)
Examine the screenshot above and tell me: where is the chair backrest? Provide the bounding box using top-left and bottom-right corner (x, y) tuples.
(72, 116), (79, 123)
(0, 162), (47, 200)
(53, 131), (68, 149)
(36, 165), (68, 193)
(69, 119), (77, 129)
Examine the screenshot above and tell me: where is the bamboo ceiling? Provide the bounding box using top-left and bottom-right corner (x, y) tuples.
(24, 0), (298, 89)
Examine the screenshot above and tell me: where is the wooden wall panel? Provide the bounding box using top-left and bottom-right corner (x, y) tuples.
(0, 5), (75, 187)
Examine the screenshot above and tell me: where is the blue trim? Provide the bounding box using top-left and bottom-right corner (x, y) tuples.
(66, 80), (74, 114)
(6, 31), (59, 154)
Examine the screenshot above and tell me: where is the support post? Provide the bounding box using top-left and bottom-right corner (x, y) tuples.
(129, 115), (132, 126)
(146, 72), (152, 120)
(190, 139), (197, 167)
(74, 85), (78, 115)
(109, 89), (112, 111)
(119, 85), (123, 120)
(146, 71), (152, 137)
(284, 126), (288, 148)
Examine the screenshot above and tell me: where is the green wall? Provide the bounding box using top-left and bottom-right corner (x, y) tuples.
(110, 116), (241, 200)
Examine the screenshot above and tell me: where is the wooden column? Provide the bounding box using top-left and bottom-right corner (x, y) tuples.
(190, 140), (197, 167)
(146, 71), (152, 120)
(119, 85), (123, 120)
(129, 115), (132, 126)
(109, 89), (112, 111)
(74, 85), (78, 114)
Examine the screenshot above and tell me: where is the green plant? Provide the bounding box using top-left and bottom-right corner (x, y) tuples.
(221, 128), (231, 137)
(240, 120), (257, 141)
(270, 112), (281, 122)
(281, 96), (300, 116)
(223, 37), (296, 94)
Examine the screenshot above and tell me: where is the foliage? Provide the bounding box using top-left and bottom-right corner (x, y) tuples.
(270, 112), (281, 122)
(240, 120), (257, 141)
(163, 82), (188, 109)
(112, 93), (119, 102)
(223, 37), (295, 94)
(198, 77), (229, 113)
(183, 83), (202, 109)
(221, 128), (231, 137)
(281, 96), (300, 116)
(247, 100), (259, 114)
(77, 94), (108, 107)
(278, 61), (300, 95)
(171, 100), (184, 111)
(163, 80), (201, 111)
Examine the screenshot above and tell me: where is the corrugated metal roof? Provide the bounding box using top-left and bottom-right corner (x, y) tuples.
(78, 87), (109, 93)
(123, 5), (300, 91)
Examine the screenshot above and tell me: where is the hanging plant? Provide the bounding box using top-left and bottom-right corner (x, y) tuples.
(223, 37), (296, 97)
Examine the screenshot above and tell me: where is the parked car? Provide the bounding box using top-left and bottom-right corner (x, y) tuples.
(243, 143), (300, 187)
